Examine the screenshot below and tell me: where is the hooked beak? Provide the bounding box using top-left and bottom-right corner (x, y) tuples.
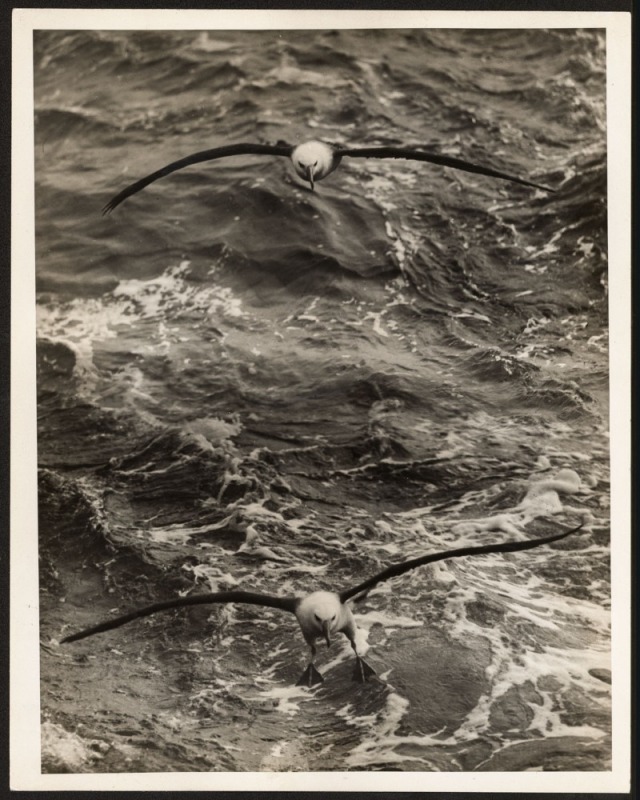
(306, 165), (315, 191)
(322, 619), (331, 647)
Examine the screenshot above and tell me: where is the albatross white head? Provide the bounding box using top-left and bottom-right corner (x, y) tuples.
(290, 141), (338, 191)
(295, 590), (348, 647)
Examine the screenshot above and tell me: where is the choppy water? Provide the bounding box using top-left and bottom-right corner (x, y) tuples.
(35, 28), (610, 774)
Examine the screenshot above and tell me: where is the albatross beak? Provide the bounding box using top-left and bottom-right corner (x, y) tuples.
(322, 620), (331, 647)
(306, 166), (315, 191)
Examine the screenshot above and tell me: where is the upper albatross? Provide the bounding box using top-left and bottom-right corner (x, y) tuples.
(61, 522), (582, 687)
(102, 139), (555, 214)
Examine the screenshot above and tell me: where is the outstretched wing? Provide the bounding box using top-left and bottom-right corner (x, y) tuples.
(337, 145), (555, 193)
(102, 142), (293, 214)
(61, 590), (299, 644)
(339, 523), (583, 604)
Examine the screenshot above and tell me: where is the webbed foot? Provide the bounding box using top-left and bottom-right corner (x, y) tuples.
(352, 656), (377, 683)
(296, 663), (324, 687)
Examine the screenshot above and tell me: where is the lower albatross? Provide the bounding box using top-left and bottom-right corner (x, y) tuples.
(61, 522), (582, 687)
(102, 139), (555, 214)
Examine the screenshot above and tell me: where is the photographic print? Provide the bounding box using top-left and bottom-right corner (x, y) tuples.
(11, 7), (631, 792)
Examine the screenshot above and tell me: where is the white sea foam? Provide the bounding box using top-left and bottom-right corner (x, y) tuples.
(255, 684), (308, 716)
(349, 453), (610, 760)
(340, 691), (451, 768)
(41, 721), (104, 770)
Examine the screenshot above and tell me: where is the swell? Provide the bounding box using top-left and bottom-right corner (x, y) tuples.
(34, 27), (611, 775)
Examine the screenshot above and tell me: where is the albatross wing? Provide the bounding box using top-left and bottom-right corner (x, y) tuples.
(102, 142), (293, 214)
(339, 522), (583, 604)
(61, 590), (299, 643)
(338, 145), (555, 193)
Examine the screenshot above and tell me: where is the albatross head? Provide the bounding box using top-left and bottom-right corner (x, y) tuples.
(291, 141), (336, 191)
(295, 591), (344, 647)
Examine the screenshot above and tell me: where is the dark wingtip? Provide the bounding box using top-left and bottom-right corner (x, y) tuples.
(539, 520), (584, 546)
(521, 178), (556, 194)
(567, 521), (585, 535)
(564, 520), (584, 534)
(102, 191), (129, 215)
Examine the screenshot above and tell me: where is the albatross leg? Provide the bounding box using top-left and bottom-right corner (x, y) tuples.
(296, 644), (324, 687)
(296, 662), (324, 687)
(352, 656), (377, 683)
(348, 638), (377, 683)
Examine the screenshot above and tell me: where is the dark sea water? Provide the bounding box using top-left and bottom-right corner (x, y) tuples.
(35, 28), (610, 773)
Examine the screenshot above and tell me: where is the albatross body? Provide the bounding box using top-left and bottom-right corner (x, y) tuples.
(101, 138), (555, 214)
(294, 590), (374, 686)
(61, 522), (582, 688)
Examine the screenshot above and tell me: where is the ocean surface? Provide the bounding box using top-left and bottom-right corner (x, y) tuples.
(35, 28), (610, 774)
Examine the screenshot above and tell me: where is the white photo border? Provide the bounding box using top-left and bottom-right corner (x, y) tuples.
(11, 7), (632, 793)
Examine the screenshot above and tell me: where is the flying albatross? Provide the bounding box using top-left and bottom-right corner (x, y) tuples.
(102, 139), (555, 214)
(61, 522), (582, 687)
